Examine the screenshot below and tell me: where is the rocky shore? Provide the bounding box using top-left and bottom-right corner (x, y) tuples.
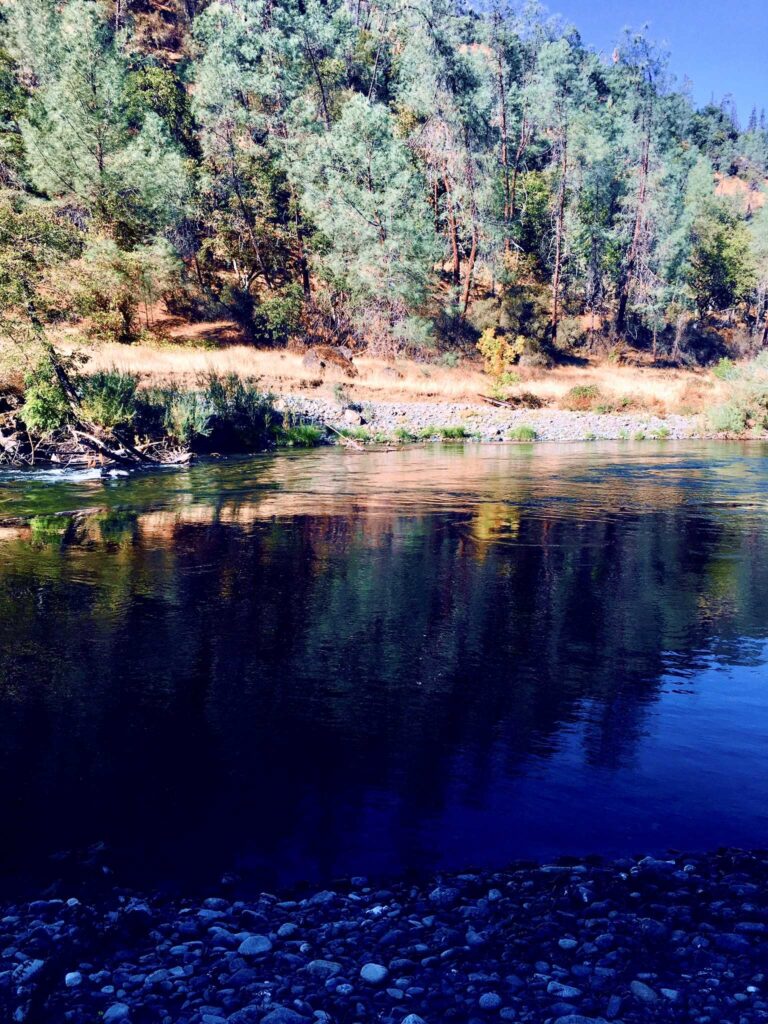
(2, 850), (768, 1024)
(279, 396), (701, 443)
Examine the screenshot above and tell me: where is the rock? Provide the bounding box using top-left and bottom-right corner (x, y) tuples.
(103, 1005), (131, 1023)
(716, 932), (751, 953)
(558, 938), (578, 950)
(661, 989), (680, 1001)
(401, 1016), (428, 1024)
(306, 890), (336, 906)
(343, 409), (364, 426)
(429, 886), (460, 907)
(237, 934), (273, 956)
(302, 351), (323, 372)
(305, 960), (342, 979)
(630, 980), (658, 1004)
(479, 991), (502, 1009)
(360, 962), (389, 984)
(64, 971), (82, 987)
(547, 981), (583, 999)
(260, 1009), (310, 1024)
(554, 1018), (609, 1024)
(13, 959), (45, 985)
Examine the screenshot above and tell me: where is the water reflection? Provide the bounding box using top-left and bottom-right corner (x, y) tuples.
(0, 443), (767, 890)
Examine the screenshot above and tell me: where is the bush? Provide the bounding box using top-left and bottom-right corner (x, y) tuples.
(252, 286), (304, 346)
(163, 390), (213, 445)
(477, 328), (524, 378)
(79, 370), (139, 429)
(202, 373), (276, 449)
(508, 425), (537, 441)
(708, 354), (768, 433)
(709, 401), (749, 434)
(561, 385), (602, 411)
(20, 360), (71, 434)
(276, 423), (325, 447)
(438, 425), (471, 440)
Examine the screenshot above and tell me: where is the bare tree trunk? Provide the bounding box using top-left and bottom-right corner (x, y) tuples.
(615, 105), (651, 337)
(551, 136), (568, 332)
(461, 226), (478, 315)
(443, 171), (461, 287)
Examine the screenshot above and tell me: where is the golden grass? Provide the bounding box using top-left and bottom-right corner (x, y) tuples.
(3, 331), (726, 415)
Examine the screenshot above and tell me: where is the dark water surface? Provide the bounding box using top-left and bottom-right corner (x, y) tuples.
(1, 442), (767, 891)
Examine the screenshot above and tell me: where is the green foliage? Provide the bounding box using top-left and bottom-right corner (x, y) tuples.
(61, 237), (181, 343)
(202, 373), (275, 449)
(651, 426), (671, 440)
(508, 425), (538, 441)
(2, 0), (768, 365)
(708, 353), (768, 433)
(276, 423), (325, 447)
(562, 385), (602, 411)
(712, 357), (738, 381)
(79, 370), (138, 429)
(438, 425), (472, 440)
(20, 359), (70, 433)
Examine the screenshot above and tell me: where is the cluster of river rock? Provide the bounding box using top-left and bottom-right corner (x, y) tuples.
(2, 850), (767, 1024)
(280, 396), (700, 443)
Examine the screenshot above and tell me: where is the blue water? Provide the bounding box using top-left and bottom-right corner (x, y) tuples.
(0, 442), (767, 890)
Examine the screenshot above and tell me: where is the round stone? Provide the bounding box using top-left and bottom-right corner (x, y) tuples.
(479, 992), (503, 1010)
(360, 962), (389, 984)
(237, 934), (273, 956)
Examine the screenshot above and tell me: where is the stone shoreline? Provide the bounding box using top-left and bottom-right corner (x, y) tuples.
(2, 850), (767, 1024)
(280, 396), (704, 443)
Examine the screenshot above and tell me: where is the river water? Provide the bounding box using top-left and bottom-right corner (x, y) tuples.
(1, 442), (767, 891)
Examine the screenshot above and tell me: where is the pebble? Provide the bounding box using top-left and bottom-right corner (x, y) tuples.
(1, 849), (767, 1024)
(237, 934), (273, 956)
(479, 992), (502, 1009)
(360, 962), (388, 984)
(281, 395), (701, 444)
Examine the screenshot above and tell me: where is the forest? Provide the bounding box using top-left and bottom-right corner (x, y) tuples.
(2, 0), (768, 380)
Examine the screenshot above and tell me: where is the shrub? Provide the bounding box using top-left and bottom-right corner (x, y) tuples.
(633, 430), (646, 441)
(20, 360), (71, 434)
(508, 425), (537, 441)
(708, 354), (768, 433)
(202, 373), (276, 449)
(394, 426), (418, 442)
(651, 426), (671, 440)
(477, 328), (524, 378)
(338, 426), (371, 441)
(79, 370), (139, 429)
(252, 285), (304, 346)
(709, 401), (749, 434)
(162, 391), (213, 445)
(561, 385), (601, 411)
(276, 423), (325, 447)
(712, 357), (739, 381)
(438, 425), (471, 440)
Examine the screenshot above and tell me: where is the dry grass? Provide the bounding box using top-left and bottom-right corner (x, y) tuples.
(2, 326), (727, 415)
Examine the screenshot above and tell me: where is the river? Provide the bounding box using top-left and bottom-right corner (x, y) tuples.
(1, 442), (767, 892)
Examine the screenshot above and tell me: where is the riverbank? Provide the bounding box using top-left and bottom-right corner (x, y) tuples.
(280, 395), (701, 443)
(2, 850), (767, 1024)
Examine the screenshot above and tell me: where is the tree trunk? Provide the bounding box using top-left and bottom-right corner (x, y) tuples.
(615, 106), (651, 337)
(461, 226), (478, 315)
(551, 137), (568, 332)
(443, 171), (461, 287)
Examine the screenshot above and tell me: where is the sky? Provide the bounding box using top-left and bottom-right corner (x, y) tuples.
(546, 0), (768, 124)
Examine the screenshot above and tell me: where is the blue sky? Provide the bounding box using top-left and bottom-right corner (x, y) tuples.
(546, 0), (768, 123)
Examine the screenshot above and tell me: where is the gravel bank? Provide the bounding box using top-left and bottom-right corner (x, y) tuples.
(3, 850), (768, 1024)
(279, 396), (702, 443)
